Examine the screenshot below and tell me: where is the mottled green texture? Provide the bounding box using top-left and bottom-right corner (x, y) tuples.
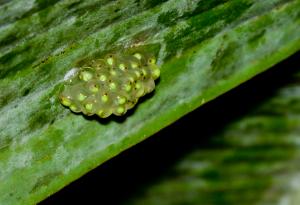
(0, 0), (300, 204)
(123, 58), (300, 205)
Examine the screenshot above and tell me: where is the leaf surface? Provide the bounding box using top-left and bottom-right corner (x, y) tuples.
(122, 53), (300, 205)
(0, 0), (300, 204)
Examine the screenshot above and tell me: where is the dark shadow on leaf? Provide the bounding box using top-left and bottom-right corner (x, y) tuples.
(39, 51), (300, 205)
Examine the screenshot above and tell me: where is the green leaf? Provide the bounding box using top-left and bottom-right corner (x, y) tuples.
(0, 0), (300, 204)
(122, 53), (300, 205)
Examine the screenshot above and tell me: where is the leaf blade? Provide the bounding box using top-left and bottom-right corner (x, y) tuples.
(0, 0), (300, 204)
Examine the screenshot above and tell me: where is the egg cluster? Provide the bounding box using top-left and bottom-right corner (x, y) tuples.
(59, 52), (160, 118)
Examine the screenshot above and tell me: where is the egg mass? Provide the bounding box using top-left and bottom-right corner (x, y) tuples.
(59, 52), (160, 118)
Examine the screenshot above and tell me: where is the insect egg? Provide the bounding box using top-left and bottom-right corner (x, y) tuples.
(59, 51), (160, 118)
(77, 93), (87, 101)
(133, 53), (142, 60)
(99, 74), (107, 82)
(85, 103), (93, 111)
(119, 63), (126, 71)
(89, 83), (99, 93)
(101, 94), (109, 103)
(108, 81), (117, 90)
(116, 106), (126, 115)
(106, 54), (115, 66)
(123, 83), (132, 92)
(116, 96), (126, 105)
(70, 105), (80, 112)
(79, 70), (93, 81)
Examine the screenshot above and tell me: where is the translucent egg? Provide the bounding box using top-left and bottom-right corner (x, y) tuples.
(59, 52), (160, 118)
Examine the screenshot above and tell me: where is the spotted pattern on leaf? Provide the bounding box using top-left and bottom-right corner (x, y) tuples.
(59, 52), (160, 118)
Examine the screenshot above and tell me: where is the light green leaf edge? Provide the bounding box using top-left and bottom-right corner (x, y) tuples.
(125, 54), (300, 205)
(0, 0), (300, 204)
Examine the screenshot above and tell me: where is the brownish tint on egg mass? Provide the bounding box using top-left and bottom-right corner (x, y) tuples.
(59, 52), (160, 118)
